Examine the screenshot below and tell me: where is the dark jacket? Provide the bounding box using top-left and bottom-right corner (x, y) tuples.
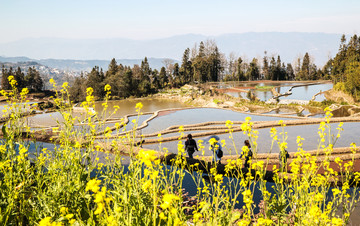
(185, 139), (198, 153)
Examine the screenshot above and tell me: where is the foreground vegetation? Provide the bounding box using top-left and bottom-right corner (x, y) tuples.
(0, 78), (360, 225)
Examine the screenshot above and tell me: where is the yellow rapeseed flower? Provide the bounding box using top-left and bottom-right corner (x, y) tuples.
(104, 84), (111, 91)
(193, 212), (202, 223)
(94, 202), (104, 215)
(257, 217), (274, 226)
(135, 102), (143, 110)
(160, 194), (180, 210)
(39, 217), (52, 226)
(85, 179), (101, 193)
(331, 217), (343, 226)
(65, 214), (74, 219)
(142, 180), (152, 192)
(60, 207), (68, 215)
(137, 149), (158, 168)
(214, 174), (223, 183)
(159, 212), (167, 220)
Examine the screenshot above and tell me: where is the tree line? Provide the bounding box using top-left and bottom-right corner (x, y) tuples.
(1, 66), (44, 92)
(2, 35), (357, 101)
(326, 34), (360, 100)
(70, 39), (331, 102)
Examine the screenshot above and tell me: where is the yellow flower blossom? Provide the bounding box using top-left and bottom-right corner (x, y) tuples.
(193, 212), (202, 223)
(94, 202), (104, 215)
(39, 217), (52, 226)
(86, 179), (101, 193)
(331, 217), (343, 226)
(60, 207), (68, 215)
(135, 102), (143, 110)
(142, 180), (152, 192)
(257, 217), (273, 225)
(137, 149), (158, 168)
(214, 174), (223, 183)
(104, 84), (111, 91)
(65, 214), (74, 219)
(159, 212), (167, 220)
(160, 194), (180, 210)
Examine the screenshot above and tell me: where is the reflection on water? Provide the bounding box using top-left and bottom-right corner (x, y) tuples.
(144, 122), (360, 156)
(25, 112), (86, 127)
(278, 83), (333, 100)
(224, 82), (333, 102)
(94, 97), (187, 117)
(24, 140), (131, 165)
(142, 108), (290, 135)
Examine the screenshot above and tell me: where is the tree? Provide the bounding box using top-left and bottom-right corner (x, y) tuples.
(180, 48), (192, 83)
(208, 46), (223, 82)
(286, 63), (295, 81)
(172, 63), (181, 87)
(236, 57), (246, 81)
(138, 57), (152, 95)
(14, 67), (25, 89)
(263, 52), (270, 80)
(192, 41), (208, 83)
(106, 58), (118, 77)
(70, 73), (87, 102)
(162, 58), (174, 80)
(269, 57), (277, 80)
(86, 66), (105, 98)
(1, 66), (12, 90)
(297, 52), (317, 80)
(141, 57), (151, 79)
(159, 67), (168, 88)
(151, 69), (161, 91)
(246, 58), (260, 81)
(25, 67), (43, 92)
(327, 34), (360, 99)
(344, 62), (360, 99)
(118, 69), (134, 98)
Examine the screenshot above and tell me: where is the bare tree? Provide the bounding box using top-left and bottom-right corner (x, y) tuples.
(162, 58), (174, 79)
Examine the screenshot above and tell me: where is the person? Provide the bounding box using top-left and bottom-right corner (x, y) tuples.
(240, 140), (253, 168)
(185, 134), (198, 159)
(210, 138), (222, 164)
(279, 149), (290, 171)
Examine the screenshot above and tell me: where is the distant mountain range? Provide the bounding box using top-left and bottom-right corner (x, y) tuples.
(0, 56), (177, 72)
(0, 32), (345, 69)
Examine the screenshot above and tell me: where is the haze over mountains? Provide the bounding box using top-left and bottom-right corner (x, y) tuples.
(0, 32), (344, 71)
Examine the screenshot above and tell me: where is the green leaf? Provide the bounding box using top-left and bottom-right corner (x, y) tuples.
(1, 125), (7, 139)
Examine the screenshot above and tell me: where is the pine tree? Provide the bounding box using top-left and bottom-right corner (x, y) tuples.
(236, 57), (246, 81)
(25, 67), (44, 92)
(70, 73), (87, 102)
(106, 58), (118, 77)
(159, 67), (168, 88)
(172, 63), (180, 87)
(1, 66), (11, 90)
(263, 52), (270, 80)
(14, 67), (25, 89)
(327, 34), (360, 99)
(192, 42), (208, 83)
(286, 63), (295, 81)
(246, 58), (260, 81)
(86, 66), (105, 98)
(119, 69), (134, 98)
(180, 48), (192, 83)
(208, 46), (223, 82)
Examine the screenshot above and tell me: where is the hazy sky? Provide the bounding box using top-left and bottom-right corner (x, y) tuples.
(0, 0), (359, 43)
